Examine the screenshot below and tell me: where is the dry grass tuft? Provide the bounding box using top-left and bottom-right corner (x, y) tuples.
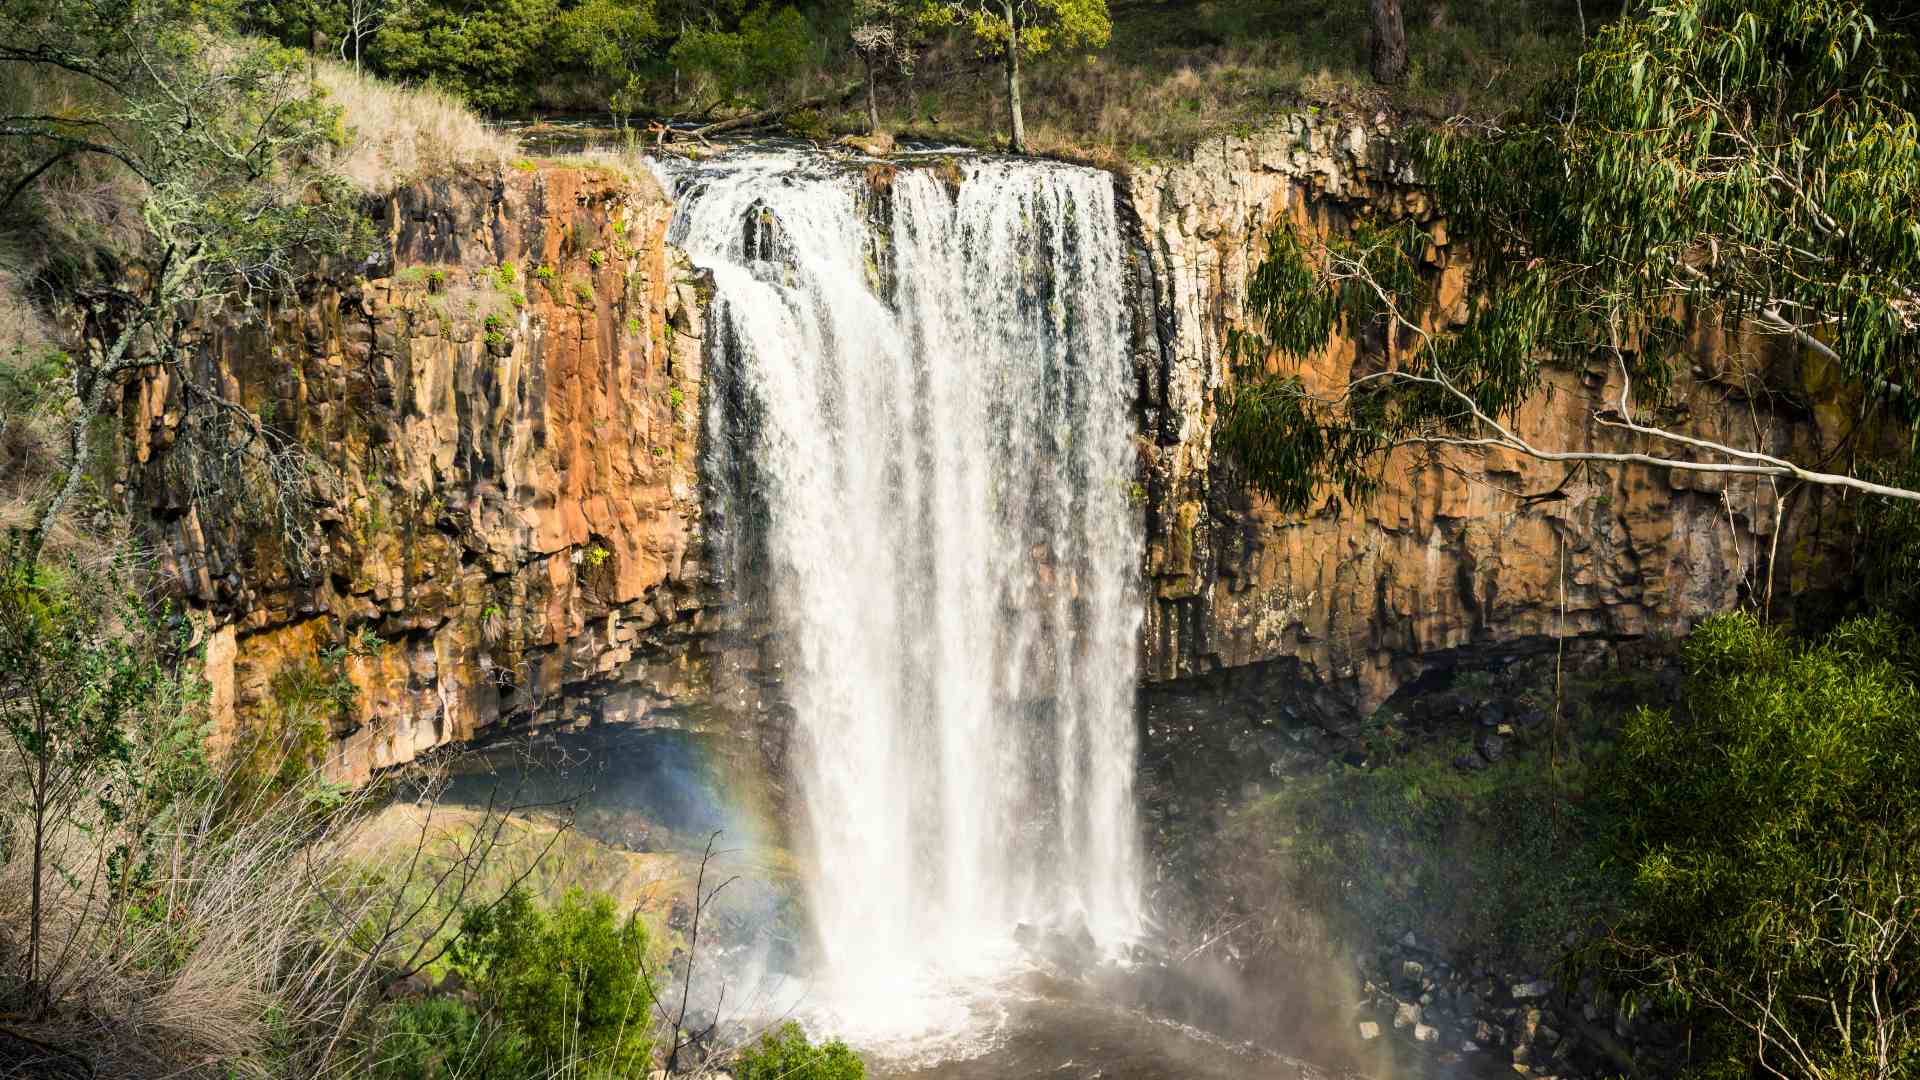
(314, 58), (519, 191)
(0, 736), (584, 1079)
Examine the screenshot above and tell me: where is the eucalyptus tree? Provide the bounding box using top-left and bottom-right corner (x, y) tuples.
(1369, 0), (1407, 84)
(1220, 0), (1920, 512)
(0, 0), (369, 568)
(852, 0), (919, 134)
(922, 0), (1111, 153)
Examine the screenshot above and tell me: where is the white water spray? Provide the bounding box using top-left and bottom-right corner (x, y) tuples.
(661, 151), (1142, 1045)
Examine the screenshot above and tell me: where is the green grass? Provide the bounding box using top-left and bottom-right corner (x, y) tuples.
(1226, 743), (1624, 968)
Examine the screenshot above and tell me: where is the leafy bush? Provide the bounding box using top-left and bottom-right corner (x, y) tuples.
(367, 997), (531, 1080)
(1594, 613), (1920, 1080)
(449, 887), (657, 1075)
(733, 1022), (865, 1080)
(669, 4), (820, 110)
(367, 0), (559, 113)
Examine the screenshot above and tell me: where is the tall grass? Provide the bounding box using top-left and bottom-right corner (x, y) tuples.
(0, 722), (588, 1079)
(313, 57), (519, 190)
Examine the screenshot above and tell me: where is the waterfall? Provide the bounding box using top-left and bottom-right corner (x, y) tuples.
(661, 151), (1142, 1037)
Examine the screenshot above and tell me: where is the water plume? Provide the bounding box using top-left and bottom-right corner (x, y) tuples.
(659, 150), (1144, 1046)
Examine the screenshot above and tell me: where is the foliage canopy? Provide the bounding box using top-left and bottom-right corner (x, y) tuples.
(1220, 0), (1920, 514)
(1595, 612), (1920, 1080)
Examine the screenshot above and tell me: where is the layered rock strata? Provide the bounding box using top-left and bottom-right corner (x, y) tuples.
(1123, 115), (1859, 710)
(124, 120), (1867, 775)
(125, 164), (715, 782)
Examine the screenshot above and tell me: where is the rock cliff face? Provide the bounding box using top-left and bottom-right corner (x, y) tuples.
(1122, 115), (1858, 711)
(126, 164), (715, 782)
(128, 122), (1865, 775)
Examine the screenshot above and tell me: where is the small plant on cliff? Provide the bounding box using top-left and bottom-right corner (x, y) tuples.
(483, 312), (506, 332)
(668, 385), (685, 413)
(239, 627), (384, 802)
(587, 249), (605, 269)
(495, 262), (517, 287)
(425, 267), (448, 292)
(572, 279), (595, 305)
(582, 544), (610, 568)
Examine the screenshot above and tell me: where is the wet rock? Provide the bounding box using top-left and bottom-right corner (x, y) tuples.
(1394, 1002), (1422, 1029)
(1476, 731), (1507, 763)
(1358, 1021), (1382, 1041)
(1512, 979), (1553, 1000)
(1413, 1023), (1439, 1043)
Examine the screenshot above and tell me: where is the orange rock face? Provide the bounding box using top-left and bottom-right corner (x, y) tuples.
(128, 130), (1870, 779)
(1123, 117), (1860, 710)
(127, 164), (714, 783)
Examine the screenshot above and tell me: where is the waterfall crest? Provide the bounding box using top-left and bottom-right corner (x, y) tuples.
(662, 151), (1142, 1038)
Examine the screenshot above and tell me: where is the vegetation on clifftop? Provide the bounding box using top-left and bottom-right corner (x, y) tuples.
(241, 0), (1589, 157)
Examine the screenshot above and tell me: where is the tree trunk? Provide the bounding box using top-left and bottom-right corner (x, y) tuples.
(1369, 0), (1408, 85)
(865, 60), (880, 135)
(28, 736), (47, 1015)
(1004, 0), (1026, 153)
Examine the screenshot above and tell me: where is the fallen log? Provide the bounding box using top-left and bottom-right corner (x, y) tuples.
(664, 82), (864, 141)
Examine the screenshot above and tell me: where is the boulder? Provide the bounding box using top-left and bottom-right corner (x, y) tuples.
(1512, 978), (1553, 1000)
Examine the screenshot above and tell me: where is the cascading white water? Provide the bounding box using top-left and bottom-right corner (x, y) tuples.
(661, 151), (1142, 1045)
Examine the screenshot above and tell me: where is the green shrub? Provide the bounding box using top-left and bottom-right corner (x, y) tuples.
(668, 5), (818, 110)
(367, 0), (557, 113)
(367, 997), (531, 1080)
(448, 887), (656, 1075)
(1592, 613), (1920, 1080)
(732, 1022), (864, 1080)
